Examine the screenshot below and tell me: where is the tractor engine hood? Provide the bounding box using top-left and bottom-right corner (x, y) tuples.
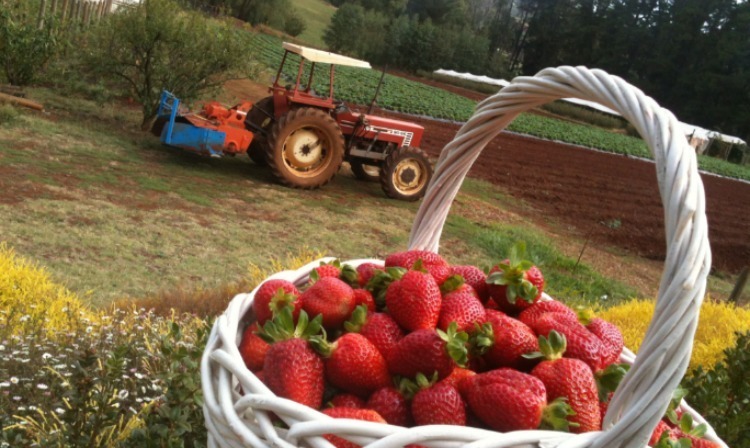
(338, 110), (425, 149)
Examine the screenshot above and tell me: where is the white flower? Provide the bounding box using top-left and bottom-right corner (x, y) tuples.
(0, 382), (10, 388)
(42, 353), (52, 360)
(0, 344), (5, 351)
(12, 396), (21, 401)
(118, 389), (129, 400)
(10, 377), (19, 384)
(55, 407), (65, 415)
(85, 326), (93, 334)
(19, 315), (30, 322)
(37, 383), (48, 390)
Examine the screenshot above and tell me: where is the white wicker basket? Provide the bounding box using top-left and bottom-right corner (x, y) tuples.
(201, 66), (726, 448)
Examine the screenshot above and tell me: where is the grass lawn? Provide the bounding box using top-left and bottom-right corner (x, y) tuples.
(289, 0), (336, 48)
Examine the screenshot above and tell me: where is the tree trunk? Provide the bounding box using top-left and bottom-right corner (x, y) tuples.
(38, 0), (48, 29)
(0, 92), (44, 111)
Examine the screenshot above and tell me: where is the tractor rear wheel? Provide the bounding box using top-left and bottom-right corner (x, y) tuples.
(350, 158), (380, 182)
(266, 107), (345, 189)
(246, 96), (275, 166)
(380, 147), (432, 201)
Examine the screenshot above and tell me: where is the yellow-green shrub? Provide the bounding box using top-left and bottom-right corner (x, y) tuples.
(598, 298), (750, 370)
(0, 243), (94, 337)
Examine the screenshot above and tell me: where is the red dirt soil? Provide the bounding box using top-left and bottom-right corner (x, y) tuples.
(379, 109), (749, 275)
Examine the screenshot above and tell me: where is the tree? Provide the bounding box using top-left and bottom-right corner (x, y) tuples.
(324, 3), (365, 54)
(283, 12), (306, 37)
(83, 0), (256, 129)
(0, 1), (58, 86)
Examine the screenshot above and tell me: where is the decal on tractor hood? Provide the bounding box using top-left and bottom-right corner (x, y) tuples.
(376, 127), (414, 147)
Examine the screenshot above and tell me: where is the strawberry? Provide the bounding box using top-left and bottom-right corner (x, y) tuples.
(389, 325), (468, 380)
(385, 269), (442, 331)
(665, 411), (722, 448)
(300, 277), (356, 330)
(463, 368), (549, 432)
(238, 322), (269, 372)
(321, 407), (386, 448)
(529, 331), (602, 433)
(518, 300), (577, 329)
(529, 311), (606, 371)
(252, 279), (300, 325)
(385, 250), (451, 284)
(312, 332), (391, 397)
(259, 308), (325, 409)
(450, 265), (489, 303)
(344, 306), (404, 362)
(438, 280), (486, 332)
(353, 289), (376, 312)
(366, 386), (412, 427)
(473, 310), (539, 370)
(487, 242), (544, 314)
(441, 367), (477, 397)
(311, 261), (342, 281)
(329, 394), (366, 409)
(356, 262), (384, 288)
(411, 373), (466, 426)
(578, 310), (624, 368)
(650, 420), (672, 446)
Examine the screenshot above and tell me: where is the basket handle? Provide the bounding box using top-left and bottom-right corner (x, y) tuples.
(408, 66), (712, 448)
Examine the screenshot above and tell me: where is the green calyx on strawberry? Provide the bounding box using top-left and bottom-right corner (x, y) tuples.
(594, 362), (629, 402)
(269, 288), (299, 319)
(470, 322), (495, 355)
(487, 241), (540, 304)
(339, 263), (360, 288)
(653, 432), (692, 448)
(540, 397), (579, 432)
(524, 330), (567, 361)
(343, 305), (369, 334)
(440, 274), (465, 295)
(437, 322), (470, 368)
(365, 266), (407, 309)
(257, 306), (323, 344)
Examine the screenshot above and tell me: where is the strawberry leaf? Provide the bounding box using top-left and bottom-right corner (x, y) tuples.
(309, 269), (320, 282)
(440, 274), (465, 294)
(595, 363), (629, 402)
(438, 322), (469, 368)
(339, 264), (360, 288)
(518, 279), (539, 302)
(540, 397), (578, 432)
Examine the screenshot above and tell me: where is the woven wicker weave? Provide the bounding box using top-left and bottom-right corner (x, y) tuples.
(201, 66), (725, 448)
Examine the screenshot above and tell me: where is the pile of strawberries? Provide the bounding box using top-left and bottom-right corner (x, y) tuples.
(238, 246), (719, 448)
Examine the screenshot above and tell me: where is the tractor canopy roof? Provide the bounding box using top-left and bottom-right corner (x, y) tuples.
(282, 42), (371, 69)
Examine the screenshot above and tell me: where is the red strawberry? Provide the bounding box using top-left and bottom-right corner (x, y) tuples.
(385, 269), (441, 331)
(329, 394), (366, 409)
(252, 279), (300, 324)
(411, 374), (466, 426)
(300, 277), (356, 330)
(487, 242), (545, 314)
(518, 300), (577, 329)
(530, 312), (606, 371)
(464, 368), (548, 432)
(344, 306), (404, 363)
(366, 386), (412, 427)
(580, 312), (624, 368)
(474, 310), (539, 370)
(357, 262), (384, 288)
(450, 265), (489, 303)
(438, 284), (486, 332)
(238, 322), (269, 372)
(389, 325), (468, 380)
(649, 420), (672, 446)
(530, 331), (602, 433)
(385, 250), (451, 284)
(312, 262), (342, 281)
(260, 309), (325, 409)
(321, 407), (386, 448)
(353, 289), (376, 312)
(441, 367), (477, 397)
(312, 332), (391, 397)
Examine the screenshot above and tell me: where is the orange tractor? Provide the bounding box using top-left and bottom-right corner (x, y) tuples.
(152, 42), (433, 201)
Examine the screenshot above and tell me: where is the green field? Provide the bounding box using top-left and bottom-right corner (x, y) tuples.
(250, 33), (750, 181)
(289, 0), (336, 48)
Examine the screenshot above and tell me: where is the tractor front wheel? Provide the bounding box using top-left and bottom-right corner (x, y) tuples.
(266, 108), (345, 189)
(380, 147), (432, 201)
(350, 158), (380, 182)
